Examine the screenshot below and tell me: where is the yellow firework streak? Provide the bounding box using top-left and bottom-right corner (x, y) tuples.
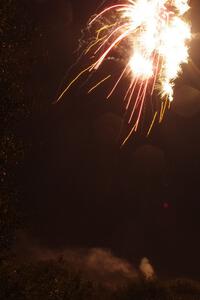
(147, 111), (158, 136)
(57, 64), (94, 102)
(159, 98), (169, 123)
(85, 37), (105, 55)
(85, 23), (117, 54)
(88, 75), (111, 94)
(121, 123), (137, 147)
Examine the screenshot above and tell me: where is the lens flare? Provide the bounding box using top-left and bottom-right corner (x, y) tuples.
(58, 0), (191, 143)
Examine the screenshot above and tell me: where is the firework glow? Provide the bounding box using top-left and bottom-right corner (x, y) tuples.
(58, 0), (191, 143)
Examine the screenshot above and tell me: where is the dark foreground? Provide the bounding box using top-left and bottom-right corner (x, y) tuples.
(1, 258), (200, 300)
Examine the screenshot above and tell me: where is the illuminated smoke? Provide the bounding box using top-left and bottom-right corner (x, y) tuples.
(139, 257), (155, 280)
(14, 233), (137, 288)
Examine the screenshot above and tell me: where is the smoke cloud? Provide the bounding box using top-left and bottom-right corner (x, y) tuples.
(14, 233), (157, 287)
(139, 257), (155, 280)
(14, 232), (138, 288)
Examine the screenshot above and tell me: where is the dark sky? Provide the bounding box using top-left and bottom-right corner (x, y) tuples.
(19, 0), (200, 279)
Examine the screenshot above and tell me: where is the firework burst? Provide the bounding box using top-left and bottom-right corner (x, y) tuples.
(58, 0), (191, 143)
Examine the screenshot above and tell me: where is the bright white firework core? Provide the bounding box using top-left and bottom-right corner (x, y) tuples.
(129, 53), (154, 78)
(119, 0), (191, 101)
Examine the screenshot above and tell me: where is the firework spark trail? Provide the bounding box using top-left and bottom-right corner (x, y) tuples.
(58, 0), (191, 142)
(88, 75), (111, 94)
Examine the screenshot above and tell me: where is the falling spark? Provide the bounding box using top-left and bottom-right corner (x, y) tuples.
(58, 0), (191, 143)
(147, 111), (158, 136)
(88, 75), (111, 94)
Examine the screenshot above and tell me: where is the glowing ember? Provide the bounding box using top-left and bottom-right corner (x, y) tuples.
(58, 0), (191, 143)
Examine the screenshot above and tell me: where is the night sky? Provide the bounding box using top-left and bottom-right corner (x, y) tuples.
(18, 0), (200, 279)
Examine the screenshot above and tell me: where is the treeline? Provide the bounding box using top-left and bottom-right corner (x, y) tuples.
(1, 257), (200, 300)
(0, 0), (34, 255)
